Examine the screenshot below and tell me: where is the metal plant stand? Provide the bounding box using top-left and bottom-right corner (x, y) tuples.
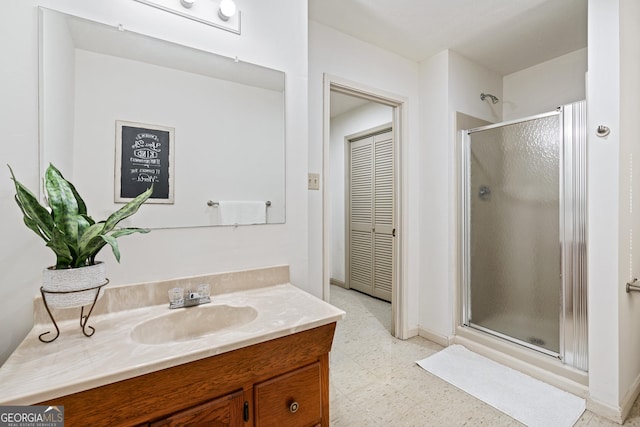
(38, 279), (109, 343)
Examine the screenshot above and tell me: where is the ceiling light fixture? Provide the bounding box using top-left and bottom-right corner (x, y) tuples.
(179, 0), (195, 8)
(218, 0), (237, 21)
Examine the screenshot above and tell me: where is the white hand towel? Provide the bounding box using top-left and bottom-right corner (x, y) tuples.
(219, 201), (267, 225)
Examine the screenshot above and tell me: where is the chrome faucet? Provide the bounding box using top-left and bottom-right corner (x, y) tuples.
(169, 288), (211, 309)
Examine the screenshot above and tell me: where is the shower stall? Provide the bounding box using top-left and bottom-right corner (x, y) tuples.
(461, 101), (587, 371)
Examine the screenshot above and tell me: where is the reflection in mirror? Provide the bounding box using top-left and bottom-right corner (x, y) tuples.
(39, 8), (285, 228)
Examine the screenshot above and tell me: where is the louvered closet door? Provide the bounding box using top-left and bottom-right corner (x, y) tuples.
(349, 129), (393, 302)
(349, 137), (373, 296)
(373, 131), (393, 301)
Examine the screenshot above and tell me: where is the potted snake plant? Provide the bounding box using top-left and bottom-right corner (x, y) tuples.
(8, 163), (152, 309)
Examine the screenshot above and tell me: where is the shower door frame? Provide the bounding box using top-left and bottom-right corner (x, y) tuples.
(460, 103), (588, 370)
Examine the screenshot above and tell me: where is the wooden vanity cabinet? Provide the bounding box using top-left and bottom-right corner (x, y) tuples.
(37, 323), (336, 427)
(254, 362), (322, 427)
(150, 390), (244, 427)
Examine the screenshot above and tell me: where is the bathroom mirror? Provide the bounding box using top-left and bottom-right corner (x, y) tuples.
(39, 8), (285, 228)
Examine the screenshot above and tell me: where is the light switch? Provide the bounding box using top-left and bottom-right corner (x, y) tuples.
(308, 173), (320, 190)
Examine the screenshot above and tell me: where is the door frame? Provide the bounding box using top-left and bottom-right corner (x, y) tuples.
(322, 73), (408, 339)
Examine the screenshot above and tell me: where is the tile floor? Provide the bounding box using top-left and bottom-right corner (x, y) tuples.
(328, 285), (640, 426)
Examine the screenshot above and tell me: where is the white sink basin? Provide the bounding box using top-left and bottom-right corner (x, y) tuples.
(131, 304), (258, 345)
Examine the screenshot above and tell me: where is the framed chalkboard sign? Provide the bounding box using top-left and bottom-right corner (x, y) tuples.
(115, 120), (175, 204)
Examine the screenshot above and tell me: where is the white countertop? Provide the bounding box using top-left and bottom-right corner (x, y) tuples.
(0, 283), (345, 405)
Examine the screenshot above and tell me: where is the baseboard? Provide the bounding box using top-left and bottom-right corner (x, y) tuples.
(329, 278), (346, 288)
(586, 397), (623, 424)
(417, 327), (452, 347)
(618, 371), (640, 423)
(404, 327), (419, 339)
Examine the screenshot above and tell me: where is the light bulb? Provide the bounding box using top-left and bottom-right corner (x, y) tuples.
(218, 0), (236, 21)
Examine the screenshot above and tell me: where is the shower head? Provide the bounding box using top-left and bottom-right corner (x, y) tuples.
(480, 93), (499, 104)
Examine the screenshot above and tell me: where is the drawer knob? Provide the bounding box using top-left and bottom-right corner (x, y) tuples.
(289, 401), (299, 414)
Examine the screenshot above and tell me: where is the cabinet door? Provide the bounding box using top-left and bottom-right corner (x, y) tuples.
(254, 362), (321, 427)
(150, 390), (244, 427)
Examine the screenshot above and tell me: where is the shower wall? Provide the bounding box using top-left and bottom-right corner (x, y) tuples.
(467, 113), (561, 353)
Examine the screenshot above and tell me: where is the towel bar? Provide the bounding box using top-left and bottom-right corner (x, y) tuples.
(207, 200), (271, 207)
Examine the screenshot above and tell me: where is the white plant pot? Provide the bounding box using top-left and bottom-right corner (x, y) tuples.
(42, 262), (107, 309)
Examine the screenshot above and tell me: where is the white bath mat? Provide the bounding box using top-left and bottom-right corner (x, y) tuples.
(416, 345), (585, 427)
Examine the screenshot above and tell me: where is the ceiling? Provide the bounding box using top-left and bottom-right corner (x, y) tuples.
(309, 0), (587, 76)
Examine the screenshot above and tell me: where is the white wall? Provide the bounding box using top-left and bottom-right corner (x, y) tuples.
(417, 51), (451, 339)
(503, 48), (587, 121)
(0, 0), (308, 366)
(329, 102), (393, 283)
(617, 0), (640, 419)
(309, 20), (421, 333)
(587, 0), (622, 413)
(582, 0), (640, 419)
(449, 51), (503, 125)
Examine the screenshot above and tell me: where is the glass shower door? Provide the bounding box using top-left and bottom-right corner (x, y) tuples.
(464, 112), (561, 355)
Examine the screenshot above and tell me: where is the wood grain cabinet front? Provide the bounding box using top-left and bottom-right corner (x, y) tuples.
(37, 323), (335, 427)
(150, 390), (244, 427)
(254, 363), (322, 427)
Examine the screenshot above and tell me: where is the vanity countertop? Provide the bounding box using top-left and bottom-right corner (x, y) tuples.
(0, 282), (345, 405)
